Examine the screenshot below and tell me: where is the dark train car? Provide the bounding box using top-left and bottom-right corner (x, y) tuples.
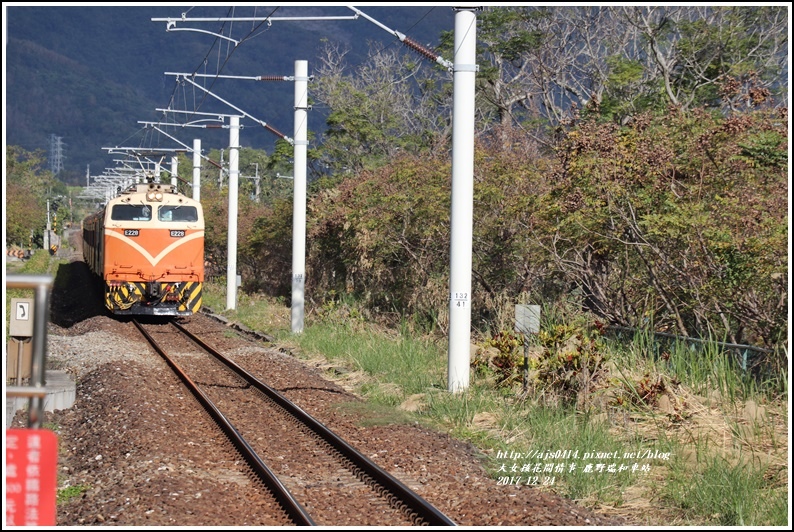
(82, 180), (205, 316)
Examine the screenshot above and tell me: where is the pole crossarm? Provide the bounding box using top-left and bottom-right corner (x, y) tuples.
(347, 6), (454, 71)
(138, 124), (203, 153)
(102, 146), (186, 157)
(165, 72), (307, 83)
(166, 27), (240, 46)
(139, 119), (227, 129)
(152, 14), (359, 25)
(156, 108), (236, 120)
(105, 135), (221, 170)
(168, 73), (293, 144)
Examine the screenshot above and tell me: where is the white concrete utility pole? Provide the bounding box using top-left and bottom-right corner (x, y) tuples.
(447, 7), (478, 393)
(345, 6), (475, 391)
(226, 116), (241, 310)
(292, 60), (309, 333)
(170, 156), (178, 188)
(44, 199), (51, 252)
(193, 139), (201, 201)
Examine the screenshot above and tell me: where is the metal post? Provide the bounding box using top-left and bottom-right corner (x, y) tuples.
(291, 60), (308, 333)
(226, 116), (240, 310)
(16, 341), (24, 385)
(447, 8), (478, 392)
(522, 337), (529, 395)
(254, 164), (261, 203)
(6, 275), (53, 429)
(219, 149), (225, 188)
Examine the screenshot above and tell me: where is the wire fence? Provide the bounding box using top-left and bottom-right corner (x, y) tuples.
(605, 325), (787, 384)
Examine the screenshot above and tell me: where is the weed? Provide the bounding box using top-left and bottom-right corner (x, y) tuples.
(57, 485), (89, 505)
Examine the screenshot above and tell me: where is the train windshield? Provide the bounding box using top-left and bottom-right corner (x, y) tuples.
(159, 205), (199, 222)
(111, 204), (152, 221)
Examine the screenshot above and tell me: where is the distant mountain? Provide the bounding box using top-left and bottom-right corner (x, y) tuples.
(4, 5), (455, 184)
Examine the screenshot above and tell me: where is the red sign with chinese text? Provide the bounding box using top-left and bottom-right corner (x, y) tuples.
(5, 429), (58, 526)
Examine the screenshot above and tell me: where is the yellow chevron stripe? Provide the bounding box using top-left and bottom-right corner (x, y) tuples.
(177, 282), (202, 312)
(106, 231), (204, 267)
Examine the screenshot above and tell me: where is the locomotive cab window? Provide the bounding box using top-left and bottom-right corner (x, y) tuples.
(159, 205), (198, 222)
(111, 204), (152, 221)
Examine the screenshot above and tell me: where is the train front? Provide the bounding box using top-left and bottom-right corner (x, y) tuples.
(102, 183), (204, 316)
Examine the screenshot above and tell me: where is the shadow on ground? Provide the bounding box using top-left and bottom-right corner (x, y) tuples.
(49, 260), (108, 327)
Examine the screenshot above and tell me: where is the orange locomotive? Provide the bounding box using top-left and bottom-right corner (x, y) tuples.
(82, 179), (204, 316)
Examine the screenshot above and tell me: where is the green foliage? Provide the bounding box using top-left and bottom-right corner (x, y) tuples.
(307, 154), (451, 321)
(242, 198), (295, 297)
(628, 6), (787, 111)
(223, 106), (784, 354)
(532, 317), (609, 404)
(200, 105), (786, 356)
(477, 330), (524, 387)
(736, 130), (787, 169)
(5, 146), (58, 248)
(477, 7), (547, 63)
(57, 484), (89, 505)
(496, 406), (641, 503)
(600, 55), (654, 121)
(290, 318), (447, 405)
(311, 43), (450, 176)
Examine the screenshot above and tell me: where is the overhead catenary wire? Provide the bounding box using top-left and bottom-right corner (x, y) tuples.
(161, 5), (281, 126)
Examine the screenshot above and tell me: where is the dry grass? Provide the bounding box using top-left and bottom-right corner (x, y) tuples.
(588, 369), (788, 526)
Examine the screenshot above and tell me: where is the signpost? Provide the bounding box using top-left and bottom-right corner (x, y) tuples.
(515, 304), (541, 394)
(9, 298), (34, 385)
(5, 276), (58, 526)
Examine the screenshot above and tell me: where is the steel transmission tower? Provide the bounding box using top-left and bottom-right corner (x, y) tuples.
(49, 134), (66, 174)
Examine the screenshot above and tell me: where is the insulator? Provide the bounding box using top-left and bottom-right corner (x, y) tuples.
(265, 124), (287, 138)
(402, 36), (440, 62)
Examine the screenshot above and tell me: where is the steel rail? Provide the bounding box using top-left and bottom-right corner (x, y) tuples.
(132, 319), (315, 526)
(173, 319), (457, 526)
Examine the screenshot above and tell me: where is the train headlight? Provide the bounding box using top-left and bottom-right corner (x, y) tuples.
(146, 191), (164, 202)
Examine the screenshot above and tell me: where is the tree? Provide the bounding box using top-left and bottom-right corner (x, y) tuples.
(619, 6), (788, 111)
(311, 40), (452, 175)
(466, 6), (788, 141)
(5, 146), (57, 248)
(540, 106), (787, 347)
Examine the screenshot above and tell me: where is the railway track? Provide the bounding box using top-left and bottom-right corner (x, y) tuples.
(132, 318), (456, 527)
